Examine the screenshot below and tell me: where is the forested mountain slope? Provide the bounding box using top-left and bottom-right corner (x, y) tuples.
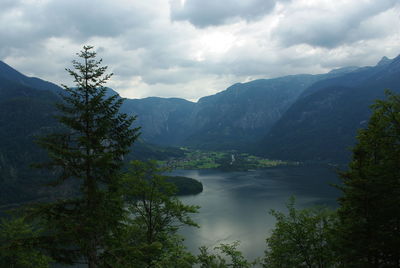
(182, 75), (324, 149)
(259, 56), (400, 163)
(0, 62), (181, 205)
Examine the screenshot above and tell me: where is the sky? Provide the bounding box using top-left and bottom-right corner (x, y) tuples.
(1, 0), (400, 101)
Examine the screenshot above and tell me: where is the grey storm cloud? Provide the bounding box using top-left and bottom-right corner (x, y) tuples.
(41, 0), (150, 39)
(170, 0), (288, 28)
(1, 0), (399, 101)
(0, 0), (150, 57)
(273, 0), (399, 48)
(2, 0), (18, 10)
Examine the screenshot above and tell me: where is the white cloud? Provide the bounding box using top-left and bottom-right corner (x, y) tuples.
(272, 0), (399, 48)
(1, 0), (399, 101)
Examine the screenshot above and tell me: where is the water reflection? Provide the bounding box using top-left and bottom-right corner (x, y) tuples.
(171, 165), (341, 261)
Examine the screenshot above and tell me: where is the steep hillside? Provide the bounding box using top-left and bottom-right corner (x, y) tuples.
(0, 61), (62, 93)
(122, 97), (195, 145)
(0, 62), (183, 205)
(0, 78), (65, 204)
(259, 56), (400, 163)
(119, 70), (357, 150)
(116, 75), (330, 150)
(183, 75), (324, 149)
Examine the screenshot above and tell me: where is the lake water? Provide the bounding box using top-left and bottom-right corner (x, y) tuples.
(170, 165), (341, 261)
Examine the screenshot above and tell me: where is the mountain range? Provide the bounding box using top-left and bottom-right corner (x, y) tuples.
(118, 55), (400, 162)
(122, 71), (355, 150)
(1, 54), (400, 204)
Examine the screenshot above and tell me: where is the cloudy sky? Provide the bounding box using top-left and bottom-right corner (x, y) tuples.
(1, 0), (400, 101)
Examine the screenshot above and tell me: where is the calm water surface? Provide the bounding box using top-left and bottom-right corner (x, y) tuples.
(170, 165), (341, 261)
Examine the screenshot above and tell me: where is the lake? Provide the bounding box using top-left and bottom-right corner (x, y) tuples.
(170, 165), (341, 261)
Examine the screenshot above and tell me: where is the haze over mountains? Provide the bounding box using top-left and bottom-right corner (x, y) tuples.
(1, 54), (400, 204)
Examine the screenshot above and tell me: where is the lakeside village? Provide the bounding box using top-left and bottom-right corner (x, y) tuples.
(158, 148), (300, 171)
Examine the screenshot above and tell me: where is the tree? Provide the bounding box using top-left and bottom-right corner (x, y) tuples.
(264, 197), (337, 268)
(31, 46), (139, 267)
(336, 91), (400, 267)
(0, 217), (52, 268)
(197, 241), (257, 268)
(108, 160), (199, 267)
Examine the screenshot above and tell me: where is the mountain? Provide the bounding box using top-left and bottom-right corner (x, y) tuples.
(182, 75), (324, 149)
(122, 97), (195, 146)
(0, 59), (365, 155)
(0, 76), (66, 205)
(0, 59), (330, 204)
(0, 61), (183, 205)
(259, 55), (400, 163)
(2, 53), (399, 204)
(124, 74), (343, 150)
(0, 61), (62, 93)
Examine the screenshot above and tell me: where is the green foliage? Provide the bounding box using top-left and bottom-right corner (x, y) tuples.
(264, 197), (338, 268)
(152, 235), (197, 268)
(102, 160), (199, 267)
(99, 228), (196, 268)
(124, 160), (199, 237)
(337, 90), (400, 267)
(197, 241), (257, 268)
(30, 46), (139, 267)
(165, 176), (203, 195)
(0, 217), (52, 268)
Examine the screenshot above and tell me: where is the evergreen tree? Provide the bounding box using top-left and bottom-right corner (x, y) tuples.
(32, 46), (139, 267)
(337, 91), (400, 267)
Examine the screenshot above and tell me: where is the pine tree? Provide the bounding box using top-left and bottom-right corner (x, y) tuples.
(33, 46), (139, 267)
(337, 91), (400, 267)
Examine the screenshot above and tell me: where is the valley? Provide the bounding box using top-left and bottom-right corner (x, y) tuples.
(158, 148), (298, 171)
(1, 48), (399, 268)
(1, 54), (400, 206)
(2, 2), (400, 266)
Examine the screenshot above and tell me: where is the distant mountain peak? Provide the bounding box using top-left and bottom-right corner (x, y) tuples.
(377, 56), (391, 66)
(0, 60), (27, 81)
(391, 54), (400, 64)
(328, 66), (359, 75)
(0, 60), (63, 93)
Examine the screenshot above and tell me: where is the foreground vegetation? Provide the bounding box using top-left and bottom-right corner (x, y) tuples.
(1, 47), (399, 268)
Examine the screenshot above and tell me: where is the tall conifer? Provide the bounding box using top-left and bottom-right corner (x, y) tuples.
(34, 46), (139, 267)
